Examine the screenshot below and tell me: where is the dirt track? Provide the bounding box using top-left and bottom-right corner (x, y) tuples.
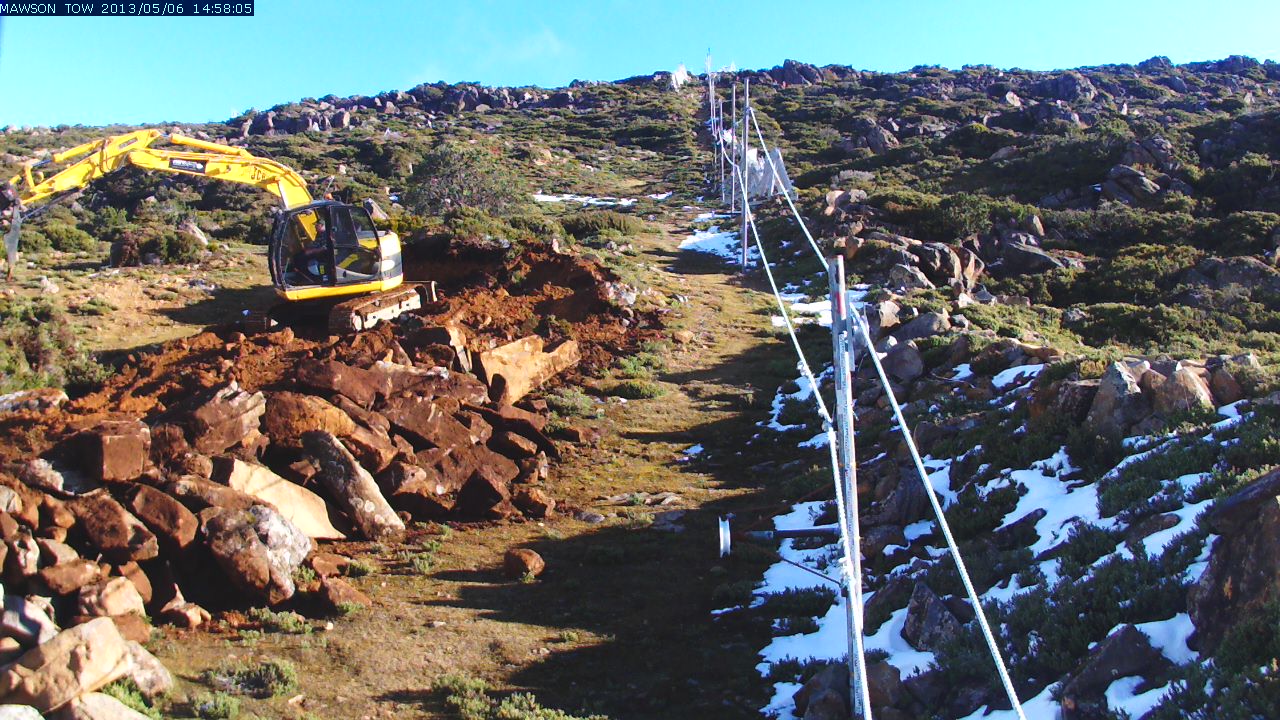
(137, 212), (801, 718)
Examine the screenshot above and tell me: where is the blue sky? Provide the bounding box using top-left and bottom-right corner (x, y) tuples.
(1, 0), (1277, 127)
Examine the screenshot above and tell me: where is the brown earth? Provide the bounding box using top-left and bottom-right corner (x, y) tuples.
(0, 209), (811, 718)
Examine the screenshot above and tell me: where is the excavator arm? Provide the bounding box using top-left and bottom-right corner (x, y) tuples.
(2, 130), (313, 276)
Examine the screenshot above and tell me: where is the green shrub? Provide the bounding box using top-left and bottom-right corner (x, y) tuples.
(201, 658), (299, 698)
(138, 227), (203, 264)
(545, 387), (601, 418)
(246, 607), (311, 634)
(434, 673), (608, 720)
(0, 296), (109, 393)
(1086, 243), (1205, 305)
(41, 221), (96, 252)
(560, 210), (645, 240)
(102, 679), (163, 719)
(507, 212), (566, 241)
(403, 141), (527, 217)
(611, 379), (666, 399)
(192, 692), (241, 720)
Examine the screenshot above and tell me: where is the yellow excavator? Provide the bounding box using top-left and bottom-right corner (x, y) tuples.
(1, 129), (430, 332)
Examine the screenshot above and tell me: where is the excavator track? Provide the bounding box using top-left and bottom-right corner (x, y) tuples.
(327, 282), (436, 334)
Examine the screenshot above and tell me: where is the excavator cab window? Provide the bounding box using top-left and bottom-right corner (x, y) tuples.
(328, 205), (380, 284)
(279, 207), (332, 287)
(275, 203), (383, 291)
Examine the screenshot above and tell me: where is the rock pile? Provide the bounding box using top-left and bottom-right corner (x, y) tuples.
(0, 307), (596, 712)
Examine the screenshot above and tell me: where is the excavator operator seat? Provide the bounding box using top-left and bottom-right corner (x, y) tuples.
(282, 208), (330, 286)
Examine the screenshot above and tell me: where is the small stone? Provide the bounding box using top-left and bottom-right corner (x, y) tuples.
(503, 549), (545, 579)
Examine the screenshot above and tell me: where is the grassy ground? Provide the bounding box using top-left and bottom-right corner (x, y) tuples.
(4, 241), (273, 354)
(145, 209), (815, 720)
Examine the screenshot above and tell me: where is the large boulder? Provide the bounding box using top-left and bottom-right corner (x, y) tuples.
(886, 264), (935, 291)
(892, 312), (951, 344)
(0, 594), (58, 647)
(0, 389), (67, 415)
(882, 343), (924, 383)
(376, 461), (455, 518)
(76, 577), (145, 619)
(1059, 624), (1172, 719)
(51, 692), (150, 720)
(475, 336), (580, 406)
(381, 397), (474, 450)
(1031, 379), (1099, 424)
(911, 243), (964, 288)
(211, 457), (345, 540)
(792, 663), (849, 720)
(185, 382), (266, 455)
(1147, 365), (1215, 416)
(0, 617), (132, 712)
(1085, 362), (1150, 437)
(367, 362), (488, 405)
(262, 392), (355, 447)
(1034, 71), (1098, 102)
(75, 420), (150, 483)
(1000, 242), (1064, 276)
(125, 486), (197, 551)
(67, 493), (158, 563)
(1102, 164), (1162, 205)
(301, 432), (403, 540)
(1189, 468), (1280, 652)
(901, 583), (962, 652)
(203, 504), (311, 605)
(295, 359), (389, 407)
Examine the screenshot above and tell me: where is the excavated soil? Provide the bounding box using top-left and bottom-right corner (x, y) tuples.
(0, 245), (648, 463)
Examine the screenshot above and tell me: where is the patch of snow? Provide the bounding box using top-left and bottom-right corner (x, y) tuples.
(694, 211), (732, 222)
(678, 225), (756, 263)
(1105, 676), (1170, 718)
(532, 192), (636, 207)
(952, 363), (974, 382)
(684, 444), (704, 457)
(922, 456), (957, 506)
(764, 370), (814, 432)
(648, 191), (673, 200)
(800, 431), (830, 449)
(958, 682), (1060, 719)
(1218, 399), (1247, 419)
(1141, 499), (1211, 557)
(992, 363), (1046, 391)
(1136, 613), (1196, 665)
(903, 520), (933, 542)
(996, 447), (1108, 559)
(761, 681), (802, 720)
(865, 607), (935, 677)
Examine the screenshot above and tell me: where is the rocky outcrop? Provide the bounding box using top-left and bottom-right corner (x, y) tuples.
(1085, 362), (1151, 437)
(1059, 625), (1172, 719)
(1189, 468), (1280, 652)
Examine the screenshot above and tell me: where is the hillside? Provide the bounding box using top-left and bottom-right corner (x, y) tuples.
(1, 53), (1279, 719)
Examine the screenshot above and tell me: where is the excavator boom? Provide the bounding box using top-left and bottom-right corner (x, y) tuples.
(4, 130), (312, 212)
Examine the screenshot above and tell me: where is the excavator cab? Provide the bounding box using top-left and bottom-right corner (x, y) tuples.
(269, 200), (403, 301)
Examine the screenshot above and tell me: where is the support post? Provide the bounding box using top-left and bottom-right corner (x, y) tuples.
(718, 98), (726, 204)
(729, 84), (737, 212)
(741, 79), (750, 270)
(828, 254), (873, 719)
